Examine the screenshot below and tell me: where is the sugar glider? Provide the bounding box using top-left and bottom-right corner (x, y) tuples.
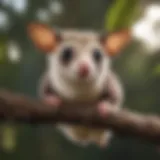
(27, 23), (131, 148)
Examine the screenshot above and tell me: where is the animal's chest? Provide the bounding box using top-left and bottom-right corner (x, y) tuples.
(71, 88), (101, 102)
(57, 83), (103, 103)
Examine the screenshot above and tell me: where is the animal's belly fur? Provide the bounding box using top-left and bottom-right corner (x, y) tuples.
(70, 125), (105, 141)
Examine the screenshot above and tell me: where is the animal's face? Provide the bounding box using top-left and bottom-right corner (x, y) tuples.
(47, 30), (110, 85)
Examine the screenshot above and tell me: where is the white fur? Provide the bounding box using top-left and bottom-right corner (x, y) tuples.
(42, 30), (119, 147)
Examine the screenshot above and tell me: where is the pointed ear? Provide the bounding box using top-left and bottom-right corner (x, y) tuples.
(101, 29), (131, 56)
(27, 22), (58, 53)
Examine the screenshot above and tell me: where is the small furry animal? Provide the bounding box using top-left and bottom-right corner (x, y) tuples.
(27, 23), (130, 148)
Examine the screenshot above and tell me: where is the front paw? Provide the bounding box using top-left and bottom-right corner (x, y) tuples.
(97, 101), (119, 118)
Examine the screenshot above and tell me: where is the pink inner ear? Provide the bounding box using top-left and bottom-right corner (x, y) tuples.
(27, 23), (57, 53)
(104, 29), (131, 56)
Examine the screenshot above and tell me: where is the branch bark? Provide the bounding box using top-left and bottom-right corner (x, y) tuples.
(0, 89), (160, 145)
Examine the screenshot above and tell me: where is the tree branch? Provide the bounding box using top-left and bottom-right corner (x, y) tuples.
(0, 89), (160, 145)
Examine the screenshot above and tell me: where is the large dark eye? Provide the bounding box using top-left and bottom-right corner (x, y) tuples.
(61, 47), (73, 64)
(93, 49), (102, 63)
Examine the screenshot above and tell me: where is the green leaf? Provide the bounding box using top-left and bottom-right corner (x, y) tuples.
(105, 0), (140, 32)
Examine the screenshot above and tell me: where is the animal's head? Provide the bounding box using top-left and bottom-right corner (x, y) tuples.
(27, 23), (131, 85)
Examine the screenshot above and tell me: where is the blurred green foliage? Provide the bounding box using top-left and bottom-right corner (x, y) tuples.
(153, 64), (160, 76)
(1, 124), (17, 152)
(105, 0), (140, 32)
(0, 36), (8, 63)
